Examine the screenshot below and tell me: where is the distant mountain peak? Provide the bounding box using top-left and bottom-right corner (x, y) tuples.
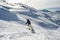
(39, 9), (50, 12)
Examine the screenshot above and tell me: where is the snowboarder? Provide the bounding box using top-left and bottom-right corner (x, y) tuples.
(26, 19), (32, 30)
(26, 19), (35, 33)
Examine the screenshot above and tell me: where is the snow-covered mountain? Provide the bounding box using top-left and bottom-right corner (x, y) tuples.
(37, 9), (60, 25)
(46, 7), (60, 12)
(0, 1), (60, 40)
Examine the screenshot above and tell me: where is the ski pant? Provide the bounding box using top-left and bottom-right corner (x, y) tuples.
(28, 24), (33, 30)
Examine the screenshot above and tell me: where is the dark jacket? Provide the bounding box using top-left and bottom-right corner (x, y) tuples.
(26, 19), (31, 26)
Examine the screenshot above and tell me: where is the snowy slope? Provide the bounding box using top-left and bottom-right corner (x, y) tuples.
(0, 2), (60, 40)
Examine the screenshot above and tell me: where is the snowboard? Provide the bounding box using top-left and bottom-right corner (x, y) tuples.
(27, 28), (35, 33)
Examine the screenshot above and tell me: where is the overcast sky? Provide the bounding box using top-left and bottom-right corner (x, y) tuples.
(6, 0), (60, 9)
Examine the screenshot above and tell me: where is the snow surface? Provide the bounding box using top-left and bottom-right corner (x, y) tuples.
(0, 1), (60, 40)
